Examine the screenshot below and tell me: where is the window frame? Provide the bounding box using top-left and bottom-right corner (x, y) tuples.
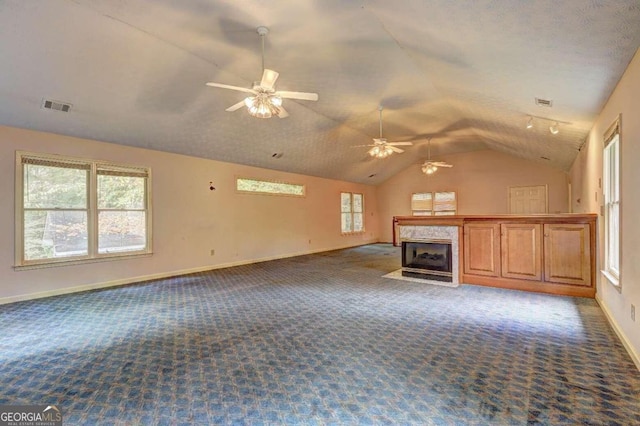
(15, 151), (152, 269)
(341, 192), (365, 234)
(411, 191), (457, 216)
(602, 117), (621, 289)
(236, 176), (305, 197)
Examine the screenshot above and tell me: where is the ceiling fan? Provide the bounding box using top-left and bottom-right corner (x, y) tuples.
(421, 138), (453, 174)
(355, 106), (413, 158)
(205, 26), (318, 118)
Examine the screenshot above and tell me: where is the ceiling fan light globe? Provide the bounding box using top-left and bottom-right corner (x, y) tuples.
(422, 164), (438, 175)
(270, 96), (282, 107)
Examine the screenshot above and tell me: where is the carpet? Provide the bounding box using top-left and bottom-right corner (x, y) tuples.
(1, 244), (639, 425)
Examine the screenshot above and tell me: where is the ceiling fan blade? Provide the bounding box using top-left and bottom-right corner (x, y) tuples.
(389, 146), (405, 153)
(260, 69), (279, 89)
(206, 82), (256, 94)
(388, 142), (413, 146)
(276, 91), (319, 101)
(351, 144), (375, 148)
(225, 100), (247, 112)
(436, 163), (453, 168)
(277, 106), (289, 118)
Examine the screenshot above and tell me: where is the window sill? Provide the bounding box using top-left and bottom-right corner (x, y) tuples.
(601, 269), (621, 292)
(14, 252), (153, 271)
(341, 231), (366, 236)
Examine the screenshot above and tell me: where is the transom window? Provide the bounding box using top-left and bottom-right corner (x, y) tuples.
(341, 192), (364, 233)
(603, 117), (620, 287)
(16, 152), (152, 267)
(411, 191), (457, 216)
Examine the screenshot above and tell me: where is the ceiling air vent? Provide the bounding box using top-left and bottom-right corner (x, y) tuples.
(42, 99), (72, 112)
(535, 98), (553, 107)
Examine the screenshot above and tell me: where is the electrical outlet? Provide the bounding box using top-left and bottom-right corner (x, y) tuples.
(632, 304), (636, 322)
(210, 249), (215, 256)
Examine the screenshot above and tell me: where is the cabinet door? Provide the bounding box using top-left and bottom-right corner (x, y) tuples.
(463, 223), (501, 277)
(544, 224), (591, 286)
(500, 223), (542, 281)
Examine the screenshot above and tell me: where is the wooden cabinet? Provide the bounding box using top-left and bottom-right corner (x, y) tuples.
(463, 223), (501, 277)
(543, 223), (591, 286)
(459, 216), (596, 297)
(500, 223), (542, 281)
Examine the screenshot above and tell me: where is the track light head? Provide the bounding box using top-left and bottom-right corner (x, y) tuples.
(526, 117), (534, 129)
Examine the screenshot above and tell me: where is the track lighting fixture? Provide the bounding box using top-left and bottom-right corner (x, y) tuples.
(524, 116), (566, 135)
(526, 117), (534, 129)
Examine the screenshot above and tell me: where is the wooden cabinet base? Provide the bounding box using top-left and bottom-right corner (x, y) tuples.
(461, 273), (596, 298)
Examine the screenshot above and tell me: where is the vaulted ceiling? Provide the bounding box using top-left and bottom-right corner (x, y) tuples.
(1, 0), (639, 184)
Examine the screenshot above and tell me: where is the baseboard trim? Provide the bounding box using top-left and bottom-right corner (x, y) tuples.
(596, 295), (640, 372)
(0, 241), (380, 305)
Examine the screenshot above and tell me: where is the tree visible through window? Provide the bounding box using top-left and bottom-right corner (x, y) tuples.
(341, 192), (364, 233)
(17, 153), (151, 266)
(603, 117), (620, 286)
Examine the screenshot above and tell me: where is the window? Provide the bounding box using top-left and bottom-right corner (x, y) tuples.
(411, 191), (457, 216)
(411, 192), (433, 216)
(16, 152), (151, 267)
(603, 117), (620, 286)
(236, 177), (305, 196)
(341, 192), (364, 233)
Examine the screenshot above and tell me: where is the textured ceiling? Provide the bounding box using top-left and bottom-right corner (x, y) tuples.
(1, 0), (639, 184)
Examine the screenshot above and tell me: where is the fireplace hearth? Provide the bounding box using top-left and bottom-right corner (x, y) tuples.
(402, 240), (453, 282)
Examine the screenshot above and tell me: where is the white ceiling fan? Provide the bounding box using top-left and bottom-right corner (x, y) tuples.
(421, 138), (453, 174)
(355, 106), (413, 158)
(205, 26), (318, 118)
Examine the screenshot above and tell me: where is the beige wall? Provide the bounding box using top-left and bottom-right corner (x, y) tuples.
(570, 49), (640, 368)
(376, 149), (569, 241)
(0, 126), (379, 302)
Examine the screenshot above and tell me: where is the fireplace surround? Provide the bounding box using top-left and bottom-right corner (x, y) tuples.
(398, 225), (460, 286)
(402, 240), (453, 282)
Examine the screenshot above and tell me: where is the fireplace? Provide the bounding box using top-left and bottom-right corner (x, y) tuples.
(402, 239), (453, 282)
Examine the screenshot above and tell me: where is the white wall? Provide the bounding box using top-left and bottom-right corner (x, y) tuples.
(570, 48), (640, 368)
(0, 126), (379, 302)
(376, 149), (569, 242)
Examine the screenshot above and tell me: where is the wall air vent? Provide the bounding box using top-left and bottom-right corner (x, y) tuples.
(42, 99), (72, 112)
(535, 98), (553, 107)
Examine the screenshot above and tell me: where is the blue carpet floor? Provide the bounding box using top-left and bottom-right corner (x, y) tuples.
(1, 244), (639, 425)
